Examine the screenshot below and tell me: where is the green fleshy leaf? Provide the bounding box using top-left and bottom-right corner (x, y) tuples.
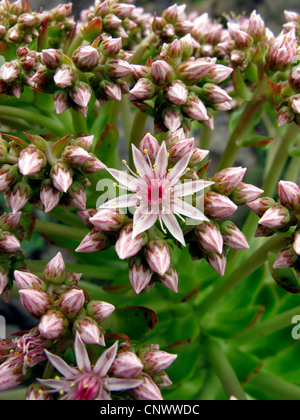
(233, 67), (252, 101)
(226, 347), (262, 384)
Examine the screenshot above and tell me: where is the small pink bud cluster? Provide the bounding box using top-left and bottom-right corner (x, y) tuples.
(109, 342), (177, 400)
(14, 252), (115, 346)
(1, 132), (106, 214)
(247, 181), (300, 238)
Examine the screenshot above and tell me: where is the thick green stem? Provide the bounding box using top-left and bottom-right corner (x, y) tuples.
(196, 235), (288, 316)
(243, 123), (300, 241)
(200, 124), (213, 150)
(34, 220), (88, 240)
(0, 106), (65, 136)
(204, 336), (248, 400)
(232, 305), (300, 347)
(129, 32), (157, 65)
(247, 371), (300, 400)
(218, 80), (268, 171)
(129, 109), (148, 166)
(285, 155), (300, 183)
(71, 108), (88, 134)
(120, 95), (133, 146)
(198, 369), (221, 400)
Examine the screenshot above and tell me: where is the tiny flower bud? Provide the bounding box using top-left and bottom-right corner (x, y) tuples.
(248, 10), (266, 41)
(77, 209), (97, 228)
(110, 351), (143, 379)
(50, 163), (73, 193)
(178, 58), (215, 84)
(115, 223), (148, 260)
(246, 197), (276, 217)
(82, 154), (106, 173)
(144, 239), (171, 276)
(39, 310), (69, 339)
(58, 289), (85, 318)
(0, 61), (20, 83)
(259, 204), (291, 229)
(227, 23), (253, 49)
(290, 95), (300, 114)
(150, 60), (174, 86)
(43, 252), (66, 284)
(293, 231), (300, 256)
(74, 135), (94, 152)
(204, 64), (233, 84)
(19, 289), (53, 318)
(0, 164), (18, 191)
(183, 96), (209, 122)
(202, 83), (232, 104)
(72, 45), (99, 71)
(273, 246), (298, 269)
(158, 266), (178, 293)
(130, 373), (163, 400)
(207, 252), (227, 276)
(195, 221), (224, 254)
(40, 180), (62, 213)
(100, 37), (122, 56)
(277, 181), (300, 210)
(189, 148), (209, 167)
(54, 65), (75, 89)
(231, 182), (264, 205)
(67, 182), (86, 210)
(139, 349), (177, 373)
(204, 192), (238, 218)
(41, 49), (63, 70)
(129, 78), (156, 101)
(0, 266), (8, 294)
(101, 80), (122, 101)
(212, 167), (247, 195)
(73, 316), (104, 345)
(90, 209), (125, 232)
(164, 80), (188, 105)
(163, 107), (182, 132)
(220, 221), (249, 250)
(18, 147), (46, 176)
(86, 300), (115, 322)
(129, 256), (153, 294)
(106, 58), (132, 78)
(53, 90), (71, 114)
(70, 82), (92, 108)
(76, 228), (110, 253)
(14, 270), (45, 290)
(0, 231), (20, 253)
(10, 182), (32, 213)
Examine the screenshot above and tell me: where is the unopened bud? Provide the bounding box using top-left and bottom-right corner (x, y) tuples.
(39, 310), (69, 339)
(86, 300), (115, 322)
(212, 167), (246, 195)
(204, 191), (238, 218)
(18, 147), (46, 176)
(76, 228), (110, 253)
(43, 252), (66, 284)
(115, 223), (148, 260)
(110, 351), (143, 379)
(195, 221), (223, 254)
(73, 316), (104, 345)
(220, 221), (249, 250)
(144, 239), (171, 276)
(19, 289), (53, 318)
(129, 256), (153, 294)
(58, 288), (85, 318)
(14, 270), (46, 290)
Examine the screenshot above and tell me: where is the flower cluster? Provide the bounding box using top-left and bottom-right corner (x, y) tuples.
(0, 132), (105, 214)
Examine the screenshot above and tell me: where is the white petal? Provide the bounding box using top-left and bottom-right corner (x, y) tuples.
(161, 212), (185, 246)
(107, 168), (139, 191)
(167, 150), (194, 186)
(131, 145), (153, 180)
(100, 193), (138, 209)
(132, 211), (157, 237)
(173, 199), (209, 221)
(94, 341), (118, 377)
(74, 332), (91, 373)
(44, 350), (78, 378)
(173, 180), (214, 197)
(154, 142), (168, 179)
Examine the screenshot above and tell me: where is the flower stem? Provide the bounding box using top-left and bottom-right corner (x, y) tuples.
(129, 32), (157, 65)
(242, 122), (300, 241)
(0, 106), (65, 136)
(231, 305), (300, 347)
(200, 124), (213, 150)
(204, 336), (248, 400)
(218, 79), (268, 171)
(34, 220), (88, 240)
(71, 108), (88, 134)
(196, 235), (288, 316)
(247, 371), (300, 400)
(66, 32), (83, 57)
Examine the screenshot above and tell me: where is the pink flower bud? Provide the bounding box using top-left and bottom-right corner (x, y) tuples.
(289, 65), (300, 90)
(58, 289), (85, 318)
(42, 49), (63, 70)
(278, 181), (300, 210)
(158, 266), (178, 293)
(220, 221), (249, 250)
(54, 65), (75, 89)
(290, 95), (300, 114)
(74, 135), (94, 152)
(76, 228), (110, 253)
(0, 265), (8, 294)
(106, 58), (132, 78)
(73, 316), (104, 345)
(43, 252), (66, 284)
(67, 182), (86, 210)
(139, 349), (177, 374)
(82, 154), (106, 174)
(0, 165), (18, 191)
(50, 163), (73, 193)
(178, 58), (215, 84)
(207, 252), (227, 276)
(40, 180), (62, 213)
(246, 197), (276, 217)
(0, 61), (20, 83)
(189, 148), (209, 167)
(86, 300), (115, 322)
(168, 136), (195, 161)
(273, 246), (298, 269)
(77, 209), (97, 228)
(164, 80), (188, 105)
(163, 108), (182, 132)
(72, 45), (99, 71)
(110, 351), (144, 379)
(202, 83), (232, 104)
(293, 231), (300, 256)
(129, 78), (155, 101)
(129, 256), (153, 294)
(248, 10), (266, 41)
(228, 23), (253, 49)
(39, 310), (69, 339)
(19, 289), (53, 318)
(100, 37), (122, 56)
(259, 204), (291, 229)
(10, 182), (32, 213)
(150, 60), (174, 85)
(70, 82), (92, 108)
(115, 223), (148, 260)
(18, 147), (46, 176)
(277, 106), (294, 127)
(90, 209), (125, 232)
(101, 80), (122, 101)
(0, 231), (20, 253)
(254, 225), (277, 238)
(183, 96), (209, 122)
(14, 270), (45, 290)
(53, 90), (71, 114)
(103, 13), (122, 29)
(144, 239), (171, 276)
(204, 192), (238, 218)
(195, 221), (223, 254)
(139, 133), (160, 163)
(130, 373), (163, 400)
(231, 182), (264, 205)
(267, 29), (297, 70)
(205, 64), (233, 84)
(212, 167), (246, 195)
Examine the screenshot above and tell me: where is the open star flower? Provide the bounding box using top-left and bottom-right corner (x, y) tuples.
(100, 140), (213, 245)
(39, 333), (142, 400)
